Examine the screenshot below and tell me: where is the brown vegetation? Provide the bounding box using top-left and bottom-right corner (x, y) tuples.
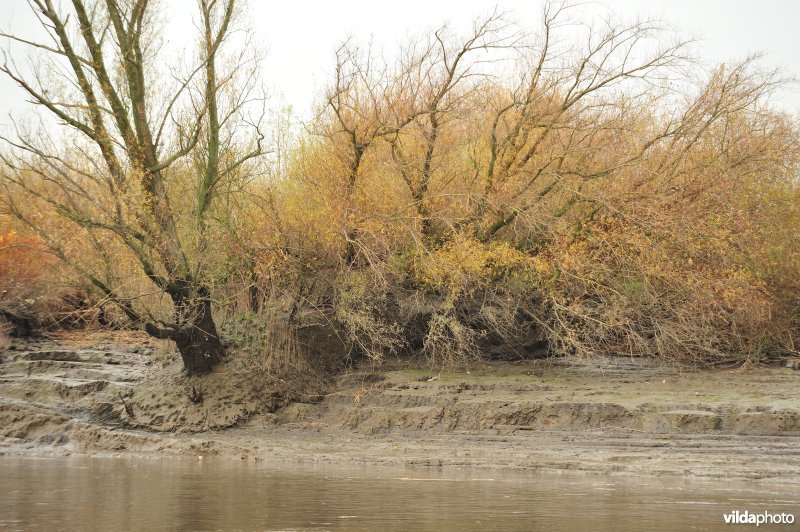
(1, 2), (798, 374)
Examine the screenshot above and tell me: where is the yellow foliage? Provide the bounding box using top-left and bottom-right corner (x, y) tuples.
(414, 237), (533, 296)
(0, 230), (17, 246)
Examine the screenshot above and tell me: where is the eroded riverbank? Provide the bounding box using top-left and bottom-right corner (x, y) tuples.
(1, 332), (799, 482)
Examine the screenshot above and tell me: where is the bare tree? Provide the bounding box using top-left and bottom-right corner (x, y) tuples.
(319, 39), (423, 263)
(472, 1), (690, 240)
(387, 10), (522, 238)
(314, 11), (523, 257)
(315, 2), (691, 246)
(0, 0), (264, 374)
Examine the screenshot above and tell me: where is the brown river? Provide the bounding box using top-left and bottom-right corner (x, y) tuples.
(0, 457), (797, 531)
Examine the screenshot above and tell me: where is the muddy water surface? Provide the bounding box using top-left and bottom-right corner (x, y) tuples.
(0, 457), (797, 531)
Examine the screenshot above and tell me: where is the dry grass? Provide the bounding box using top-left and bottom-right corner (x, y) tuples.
(259, 317), (310, 375)
(0, 319), (11, 350)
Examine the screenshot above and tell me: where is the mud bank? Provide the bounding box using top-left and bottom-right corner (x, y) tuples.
(1, 332), (799, 482)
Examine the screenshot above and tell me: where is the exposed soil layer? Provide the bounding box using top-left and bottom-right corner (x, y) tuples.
(2, 332), (799, 482)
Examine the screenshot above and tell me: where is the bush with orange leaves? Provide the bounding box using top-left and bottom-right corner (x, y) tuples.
(0, 229), (71, 335)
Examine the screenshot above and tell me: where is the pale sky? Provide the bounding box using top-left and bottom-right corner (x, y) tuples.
(1, 0), (798, 131)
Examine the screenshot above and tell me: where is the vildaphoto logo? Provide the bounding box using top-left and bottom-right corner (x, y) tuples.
(723, 510), (795, 526)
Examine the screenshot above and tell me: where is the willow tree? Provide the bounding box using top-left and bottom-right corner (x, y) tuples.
(0, 0), (264, 374)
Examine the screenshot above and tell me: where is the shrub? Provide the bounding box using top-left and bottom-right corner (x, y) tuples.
(0, 230), (52, 332)
(0, 229), (92, 334)
(528, 216), (785, 364)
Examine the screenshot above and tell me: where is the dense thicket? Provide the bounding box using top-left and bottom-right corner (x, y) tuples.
(2, 2), (799, 372)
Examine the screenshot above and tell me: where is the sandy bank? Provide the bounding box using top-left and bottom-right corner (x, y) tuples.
(1, 332), (799, 482)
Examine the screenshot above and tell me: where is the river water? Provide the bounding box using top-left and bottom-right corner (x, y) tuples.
(0, 457), (796, 531)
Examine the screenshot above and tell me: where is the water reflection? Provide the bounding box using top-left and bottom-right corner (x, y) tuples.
(0, 457), (796, 531)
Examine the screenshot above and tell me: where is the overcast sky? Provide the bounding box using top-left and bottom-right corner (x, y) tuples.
(1, 0), (798, 130)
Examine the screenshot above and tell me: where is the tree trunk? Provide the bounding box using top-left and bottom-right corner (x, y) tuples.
(145, 298), (225, 376)
(173, 299), (225, 375)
